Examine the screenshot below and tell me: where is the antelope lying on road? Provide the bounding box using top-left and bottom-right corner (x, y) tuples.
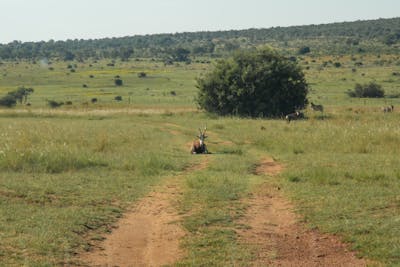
(310, 102), (324, 112)
(382, 105), (394, 113)
(191, 127), (208, 154)
(285, 111), (304, 123)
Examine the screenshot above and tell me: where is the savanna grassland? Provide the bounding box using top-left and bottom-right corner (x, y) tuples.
(0, 54), (400, 266)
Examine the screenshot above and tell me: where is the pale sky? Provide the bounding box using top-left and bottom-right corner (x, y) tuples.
(0, 0), (399, 44)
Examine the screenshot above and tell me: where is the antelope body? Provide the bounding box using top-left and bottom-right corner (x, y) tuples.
(285, 111), (304, 123)
(191, 127), (208, 154)
(310, 102), (324, 112)
(382, 105), (394, 113)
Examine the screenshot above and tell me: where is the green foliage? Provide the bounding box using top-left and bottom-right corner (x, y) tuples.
(114, 78), (123, 86)
(347, 82), (385, 98)
(137, 72), (147, 78)
(0, 94), (17, 107)
(0, 87), (34, 107)
(170, 47), (191, 62)
(63, 51), (75, 61)
(0, 17), (399, 60)
(383, 31), (400, 45)
(47, 100), (64, 108)
(196, 48), (308, 117)
(298, 46), (311, 55)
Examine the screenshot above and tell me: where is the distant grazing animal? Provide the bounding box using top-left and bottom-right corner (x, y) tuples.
(190, 127), (208, 154)
(310, 102), (324, 112)
(382, 105), (394, 113)
(285, 111), (304, 123)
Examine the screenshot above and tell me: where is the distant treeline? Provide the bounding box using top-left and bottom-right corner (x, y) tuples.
(0, 17), (399, 61)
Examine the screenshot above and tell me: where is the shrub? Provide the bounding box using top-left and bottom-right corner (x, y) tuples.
(347, 82), (385, 98)
(114, 96), (122, 101)
(0, 87), (34, 107)
(47, 100), (64, 108)
(114, 78), (123, 86)
(196, 48), (309, 117)
(9, 87), (34, 104)
(298, 46), (311, 55)
(138, 72), (147, 78)
(0, 94), (17, 107)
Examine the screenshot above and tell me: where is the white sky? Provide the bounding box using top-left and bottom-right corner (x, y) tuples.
(0, 0), (399, 44)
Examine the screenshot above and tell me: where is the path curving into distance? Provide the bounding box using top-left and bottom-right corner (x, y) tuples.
(239, 157), (367, 266)
(81, 157), (209, 267)
(80, 125), (369, 266)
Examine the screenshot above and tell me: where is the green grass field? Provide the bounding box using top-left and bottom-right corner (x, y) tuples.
(0, 56), (400, 266)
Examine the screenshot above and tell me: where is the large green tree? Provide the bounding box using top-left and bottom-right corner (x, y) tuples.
(196, 48), (309, 117)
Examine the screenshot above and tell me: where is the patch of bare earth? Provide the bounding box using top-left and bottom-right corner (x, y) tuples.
(81, 158), (208, 267)
(239, 157), (366, 266)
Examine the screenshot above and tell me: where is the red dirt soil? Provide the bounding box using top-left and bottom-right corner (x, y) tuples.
(80, 158), (209, 267)
(239, 157), (367, 266)
(80, 153), (368, 267)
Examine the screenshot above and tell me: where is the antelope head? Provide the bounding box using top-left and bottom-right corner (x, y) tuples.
(197, 126), (207, 146)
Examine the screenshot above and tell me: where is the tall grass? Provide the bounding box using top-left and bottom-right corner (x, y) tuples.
(0, 114), (193, 266)
(214, 113), (400, 265)
(1, 56), (400, 265)
(178, 153), (257, 266)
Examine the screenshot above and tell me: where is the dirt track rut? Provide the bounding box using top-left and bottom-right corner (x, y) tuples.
(238, 157), (366, 266)
(81, 158), (209, 267)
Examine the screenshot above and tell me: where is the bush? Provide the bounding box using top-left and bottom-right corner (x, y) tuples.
(196, 48), (309, 117)
(114, 78), (123, 86)
(0, 87), (34, 107)
(298, 46), (311, 55)
(334, 62), (342, 68)
(347, 82), (385, 98)
(47, 100), (64, 108)
(138, 72), (147, 78)
(0, 94), (17, 107)
(114, 96), (122, 101)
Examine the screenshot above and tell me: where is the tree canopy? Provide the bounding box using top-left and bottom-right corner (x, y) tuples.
(0, 17), (399, 61)
(196, 48), (309, 117)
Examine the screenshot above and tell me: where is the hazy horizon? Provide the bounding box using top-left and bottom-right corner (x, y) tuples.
(1, 0), (399, 44)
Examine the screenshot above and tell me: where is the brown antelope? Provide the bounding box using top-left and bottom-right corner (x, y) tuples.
(382, 105), (394, 113)
(190, 127), (208, 154)
(285, 111), (304, 123)
(310, 102), (324, 112)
